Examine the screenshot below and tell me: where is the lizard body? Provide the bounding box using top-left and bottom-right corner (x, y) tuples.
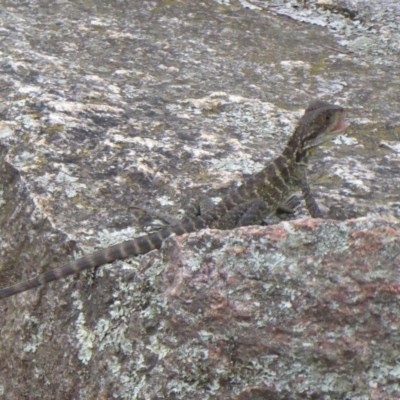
(0, 101), (348, 299)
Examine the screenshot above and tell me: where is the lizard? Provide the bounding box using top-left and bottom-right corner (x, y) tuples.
(0, 100), (349, 299)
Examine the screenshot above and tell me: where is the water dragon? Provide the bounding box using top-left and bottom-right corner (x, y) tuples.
(0, 100), (349, 299)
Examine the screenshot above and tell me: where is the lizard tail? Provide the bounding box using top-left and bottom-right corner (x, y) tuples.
(0, 228), (173, 299)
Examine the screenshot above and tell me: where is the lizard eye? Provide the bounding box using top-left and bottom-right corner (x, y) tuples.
(325, 115), (330, 121)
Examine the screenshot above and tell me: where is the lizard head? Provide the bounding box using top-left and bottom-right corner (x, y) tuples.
(299, 100), (349, 152)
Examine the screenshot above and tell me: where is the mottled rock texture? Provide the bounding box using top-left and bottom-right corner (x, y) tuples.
(3, 217), (400, 399)
(1, 0), (400, 399)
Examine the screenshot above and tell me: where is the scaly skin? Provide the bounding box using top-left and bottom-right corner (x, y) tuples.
(0, 100), (349, 299)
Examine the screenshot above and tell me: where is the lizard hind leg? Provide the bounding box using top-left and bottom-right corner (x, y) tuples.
(277, 194), (300, 214)
(131, 196), (217, 231)
(184, 196), (216, 218)
(130, 205), (181, 230)
(131, 197), (215, 232)
(215, 199), (270, 230)
(198, 197), (216, 215)
(215, 195), (301, 230)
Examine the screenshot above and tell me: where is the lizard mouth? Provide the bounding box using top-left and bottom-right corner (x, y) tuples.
(331, 118), (350, 134)
(304, 116), (350, 151)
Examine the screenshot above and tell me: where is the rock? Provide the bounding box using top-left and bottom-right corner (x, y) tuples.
(1, 0), (400, 399)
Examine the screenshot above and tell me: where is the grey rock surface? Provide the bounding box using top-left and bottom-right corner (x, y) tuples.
(0, 0), (399, 399)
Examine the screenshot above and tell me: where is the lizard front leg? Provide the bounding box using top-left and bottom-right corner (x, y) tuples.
(292, 161), (324, 218)
(300, 171), (324, 218)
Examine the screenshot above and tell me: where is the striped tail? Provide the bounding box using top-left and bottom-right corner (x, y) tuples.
(0, 216), (208, 299)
